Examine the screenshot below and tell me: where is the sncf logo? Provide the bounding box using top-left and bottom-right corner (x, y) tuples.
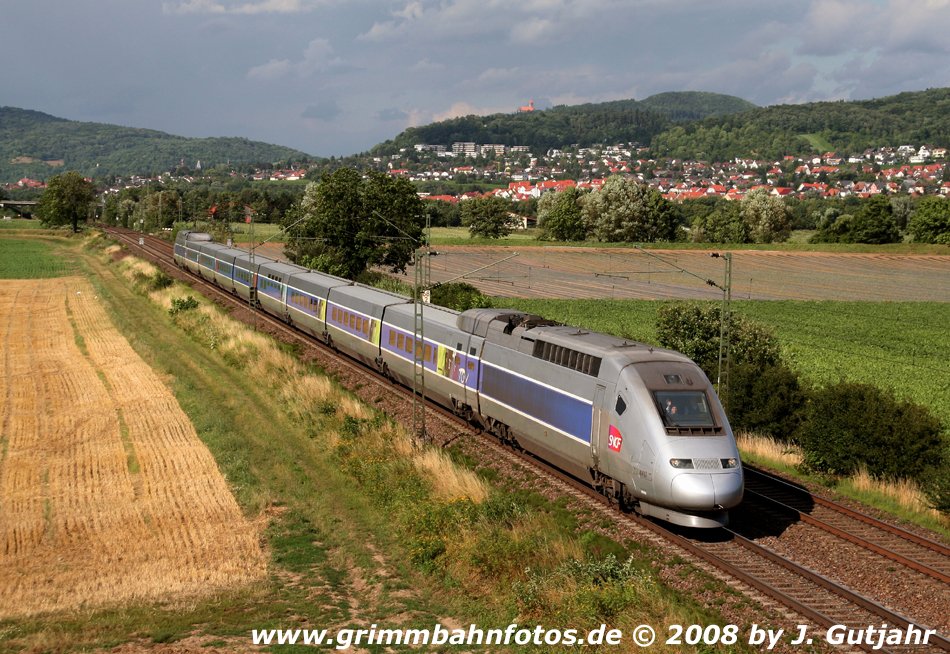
(608, 425), (623, 452)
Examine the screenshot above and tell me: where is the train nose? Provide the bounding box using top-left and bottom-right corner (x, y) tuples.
(670, 471), (744, 510)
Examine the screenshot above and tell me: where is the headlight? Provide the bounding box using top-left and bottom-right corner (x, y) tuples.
(669, 458), (694, 469)
(720, 458), (739, 468)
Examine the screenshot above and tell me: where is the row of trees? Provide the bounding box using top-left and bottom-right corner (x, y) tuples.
(531, 178), (794, 244)
(531, 178), (950, 245)
(31, 169), (950, 253)
(101, 182), (301, 232)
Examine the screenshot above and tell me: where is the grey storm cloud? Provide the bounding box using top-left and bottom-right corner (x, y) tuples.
(302, 99), (342, 121)
(377, 108), (409, 122)
(3, 0), (949, 157)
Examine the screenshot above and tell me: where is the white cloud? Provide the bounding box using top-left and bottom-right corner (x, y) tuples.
(410, 58), (444, 72)
(246, 38), (347, 80)
(247, 58), (293, 80)
(163, 0), (320, 15)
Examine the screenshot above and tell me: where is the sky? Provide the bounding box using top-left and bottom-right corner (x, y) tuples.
(4, 0), (950, 158)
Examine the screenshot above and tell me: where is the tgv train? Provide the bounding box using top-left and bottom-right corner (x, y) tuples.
(174, 230), (743, 527)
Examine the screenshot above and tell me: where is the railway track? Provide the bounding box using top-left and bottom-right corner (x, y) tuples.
(103, 226), (949, 653)
(741, 467), (950, 584)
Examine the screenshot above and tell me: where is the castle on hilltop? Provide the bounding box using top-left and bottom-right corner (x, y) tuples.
(518, 100), (535, 112)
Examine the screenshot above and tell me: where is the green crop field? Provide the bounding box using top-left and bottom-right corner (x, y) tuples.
(496, 297), (950, 427)
(0, 238), (78, 278)
(0, 219), (43, 230)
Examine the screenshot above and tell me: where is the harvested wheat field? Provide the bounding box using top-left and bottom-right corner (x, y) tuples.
(383, 246), (950, 302)
(0, 277), (266, 619)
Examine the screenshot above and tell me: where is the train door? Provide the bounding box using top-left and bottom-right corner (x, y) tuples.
(464, 335), (484, 413)
(590, 384), (607, 471)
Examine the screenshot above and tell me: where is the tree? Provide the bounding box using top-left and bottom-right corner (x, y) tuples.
(283, 168), (425, 279)
(908, 197), (950, 244)
(655, 303), (782, 381)
(739, 188), (791, 243)
(461, 196), (513, 239)
(537, 186), (587, 241)
(850, 194), (900, 244)
(583, 175), (681, 242)
(36, 171), (95, 232)
(690, 201), (748, 243)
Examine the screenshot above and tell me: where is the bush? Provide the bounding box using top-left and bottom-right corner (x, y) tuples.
(168, 295), (199, 315)
(920, 460), (950, 514)
(727, 363), (807, 442)
(149, 270), (173, 291)
(655, 303), (782, 379)
(430, 282), (491, 311)
(797, 381), (945, 481)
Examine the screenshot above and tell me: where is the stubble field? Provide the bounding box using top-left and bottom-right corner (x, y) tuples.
(399, 246), (950, 302)
(0, 277), (266, 619)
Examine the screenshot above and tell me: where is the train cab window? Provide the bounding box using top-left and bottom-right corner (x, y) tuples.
(654, 391), (715, 429)
(615, 395), (627, 416)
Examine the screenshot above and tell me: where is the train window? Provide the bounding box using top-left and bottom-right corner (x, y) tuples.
(653, 391), (715, 429)
(397, 333), (405, 349)
(405, 337), (413, 354)
(424, 344), (432, 361)
(457, 342), (463, 351)
(363, 320), (370, 337)
(470, 347), (477, 355)
(389, 330), (397, 346)
(615, 395), (627, 416)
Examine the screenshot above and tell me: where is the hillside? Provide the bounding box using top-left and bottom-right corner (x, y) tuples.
(0, 107), (315, 183)
(375, 92), (756, 154)
(651, 87), (950, 161)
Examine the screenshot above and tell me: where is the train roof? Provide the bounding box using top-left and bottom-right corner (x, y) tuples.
(330, 283), (410, 307)
(288, 269), (352, 293)
(386, 301), (460, 330)
(259, 260), (309, 276)
(207, 246), (248, 260)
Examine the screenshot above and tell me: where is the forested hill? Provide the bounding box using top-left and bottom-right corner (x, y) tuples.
(0, 107), (314, 183)
(651, 87), (950, 161)
(375, 92), (756, 154)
